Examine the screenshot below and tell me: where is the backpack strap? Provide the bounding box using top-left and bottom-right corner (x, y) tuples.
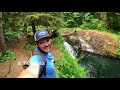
(23, 51), (47, 77)
(32, 52), (46, 62)
(32, 51), (47, 77)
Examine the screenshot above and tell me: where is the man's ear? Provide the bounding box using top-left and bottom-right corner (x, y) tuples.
(35, 42), (38, 47)
(50, 39), (52, 43)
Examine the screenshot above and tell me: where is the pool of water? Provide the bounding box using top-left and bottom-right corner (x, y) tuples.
(79, 51), (120, 78)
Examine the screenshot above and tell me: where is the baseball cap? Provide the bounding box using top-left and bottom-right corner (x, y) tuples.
(34, 30), (50, 42)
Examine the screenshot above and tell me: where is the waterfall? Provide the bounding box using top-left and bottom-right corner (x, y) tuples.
(63, 42), (77, 59)
(63, 36), (94, 59)
(63, 33), (94, 59)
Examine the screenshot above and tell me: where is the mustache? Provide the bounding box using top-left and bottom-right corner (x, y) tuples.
(43, 46), (49, 49)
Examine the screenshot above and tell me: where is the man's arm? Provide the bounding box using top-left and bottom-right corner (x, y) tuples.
(17, 64), (40, 78)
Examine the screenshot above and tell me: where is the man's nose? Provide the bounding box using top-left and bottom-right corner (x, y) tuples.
(44, 42), (49, 46)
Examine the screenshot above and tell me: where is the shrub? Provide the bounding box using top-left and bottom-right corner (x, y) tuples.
(0, 50), (16, 62)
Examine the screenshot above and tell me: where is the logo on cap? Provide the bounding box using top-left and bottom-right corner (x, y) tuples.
(39, 31), (46, 36)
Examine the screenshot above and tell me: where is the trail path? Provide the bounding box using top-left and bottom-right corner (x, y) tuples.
(0, 38), (61, 78)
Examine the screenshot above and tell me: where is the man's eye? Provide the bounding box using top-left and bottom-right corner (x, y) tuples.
(39, 42), (44, 44)
(46, 39), (50, 42)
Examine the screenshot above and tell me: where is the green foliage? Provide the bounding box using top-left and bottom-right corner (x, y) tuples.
(106, 12), (120, 32)
(80, 13), (108, 30)
(64, 12), (108, 30)
(64, 12), (84, 28)
(115, 40), (120, 58)
(27, 26), (34, 36)
(3, 12), (120, 43)
(52, 35), (65, 47)
(5, 30), (23, 41)
(52, 36), (88, 78)
(0, 50), (16, 62)
(36, 25), (46, 30)
(23, 43), (36, 52)
(3, 12), (24, 41)
(27, 13), (65, 29)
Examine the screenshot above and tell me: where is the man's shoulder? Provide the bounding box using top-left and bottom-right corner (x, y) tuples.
(47, 52), (54, 57)
(29, 54), (45, 65)
(31, 54), (42, 59)
(30, 54), (44, 62)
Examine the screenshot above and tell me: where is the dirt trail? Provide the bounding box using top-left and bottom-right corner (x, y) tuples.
(5, 39), (31, 78)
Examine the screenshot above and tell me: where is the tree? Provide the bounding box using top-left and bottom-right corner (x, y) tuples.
(30, 16), (36, 35)
(0, 12), (7, 54)
(23, 12), (28, 40)
(26, 12), (65, 35)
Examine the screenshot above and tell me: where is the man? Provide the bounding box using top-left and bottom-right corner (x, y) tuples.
(17, 30), (56, 78)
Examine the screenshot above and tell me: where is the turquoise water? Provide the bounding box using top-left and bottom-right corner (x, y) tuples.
(79, 51), (120, 78)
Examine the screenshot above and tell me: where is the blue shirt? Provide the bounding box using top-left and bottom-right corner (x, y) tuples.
(29, 48), (56, 78)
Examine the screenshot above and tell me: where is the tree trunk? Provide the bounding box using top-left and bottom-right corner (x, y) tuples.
(30, 16), (36, 35)
(0, 12), (7, 54)
(23, 13), (27, 41)
(24, 22), (27, 38)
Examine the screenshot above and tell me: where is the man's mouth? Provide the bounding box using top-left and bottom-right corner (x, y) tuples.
(43, 46), (50, 51)
(43, 46), (49, 49)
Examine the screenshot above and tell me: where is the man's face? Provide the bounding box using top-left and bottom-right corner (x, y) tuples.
(37, 37), (51, 53)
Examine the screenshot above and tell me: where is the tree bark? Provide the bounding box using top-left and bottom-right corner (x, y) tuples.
(0, 12), (7, 54)
(23, 12), (27, 40)
(30, 16), (36, 35)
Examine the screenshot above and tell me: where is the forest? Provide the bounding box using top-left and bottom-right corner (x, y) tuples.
(0, 12), (120, 78)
